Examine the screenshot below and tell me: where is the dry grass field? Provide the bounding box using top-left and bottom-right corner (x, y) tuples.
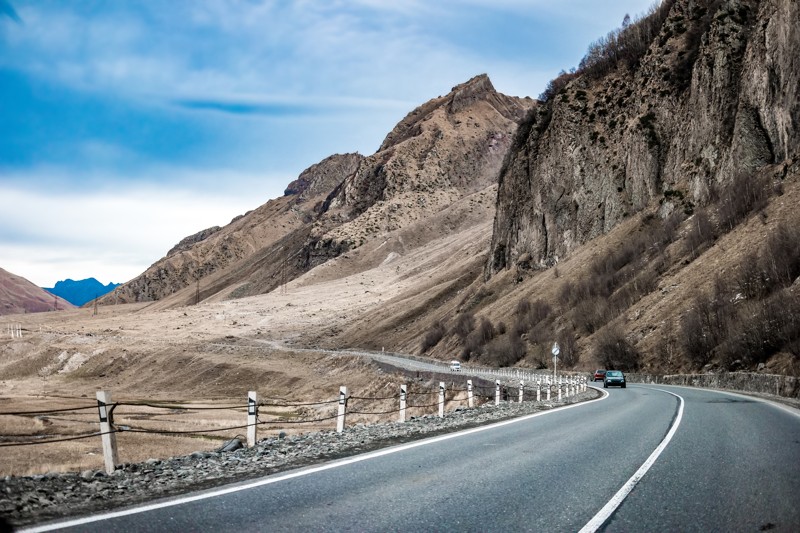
(0, 216), (489, 476)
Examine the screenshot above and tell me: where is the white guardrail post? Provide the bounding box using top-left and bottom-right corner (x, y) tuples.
(467, 380), (474, 408)
(96, 390), (119, 474)
(336, 386), (347, 433)
(400, 384), (407, 422)
(495, 380), (501, 406)
(439, 382), (445, 418)
(519, 380), (524, 403)
(558, 382), (562, 401)
(537, 380), (541, 402)
(247, 391), (258, 447)
(546, 379), (551, 401)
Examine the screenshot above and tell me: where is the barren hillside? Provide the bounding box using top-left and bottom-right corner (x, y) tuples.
(0, 267), (75, 316)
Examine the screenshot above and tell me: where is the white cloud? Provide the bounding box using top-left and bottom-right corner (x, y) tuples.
(0, 175), (285, 287)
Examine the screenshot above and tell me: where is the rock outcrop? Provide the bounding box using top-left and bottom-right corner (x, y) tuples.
(101, 153), (362, 303)
(487, 0), (798, 276)
(303, 74), (535, 268)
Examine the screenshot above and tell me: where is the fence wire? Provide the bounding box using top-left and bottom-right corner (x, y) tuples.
(1, 379), (586, 449)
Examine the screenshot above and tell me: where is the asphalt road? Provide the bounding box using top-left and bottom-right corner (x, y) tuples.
(28, 384), (800, 533)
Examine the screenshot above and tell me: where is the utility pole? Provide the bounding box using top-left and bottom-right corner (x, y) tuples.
(93, 295), (98, 316)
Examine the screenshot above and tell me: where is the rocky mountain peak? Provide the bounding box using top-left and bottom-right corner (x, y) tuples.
(447, 73), (495, 112)
(379, 74), (534, 152)
(302, 75), (536, 268)
(283, 153), (364, 200)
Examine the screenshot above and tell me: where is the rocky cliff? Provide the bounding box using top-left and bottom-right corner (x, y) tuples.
(488, 0), (798, 276)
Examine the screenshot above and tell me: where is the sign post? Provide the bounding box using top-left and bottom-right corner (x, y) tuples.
(551, 342), (560, 381)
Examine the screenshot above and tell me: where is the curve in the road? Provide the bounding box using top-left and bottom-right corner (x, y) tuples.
(579, 387), (684, 532)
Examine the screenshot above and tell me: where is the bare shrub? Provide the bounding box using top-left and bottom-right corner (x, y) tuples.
(760, 221), (800, 290)
(735, 251), (768, 300)
(528, 322), (551, 345)
(538, 69), (579, 102)
(653, 211), (685, 252)
(578, 0), (675, 80)
(556, 328), (579, 367)
(573, 297), (611, 334)
(558, 281), (575, 307)
(484, 335), (527, 367)
(680, 306), (715, 367)
(717, 172), (769, 232)
(514, 299), (552, 337)
(452, 313), (475, 339)
(679, 282), (733, 368)
(477, 317), (497, 343)
(593, 327), (641, 371)
(655, 318), (680, 369)
(684, 209), (715, 259)
(461, 331), (483, 361)
(716, 290), (800, 368)
(421, 321), (445, 353)
(515, 298), (531, 316)
(460, 317), (497, 360)
(497, 321), (507, 335)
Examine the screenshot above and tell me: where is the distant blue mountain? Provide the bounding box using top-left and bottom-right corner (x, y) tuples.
(44, 278), (120, 307)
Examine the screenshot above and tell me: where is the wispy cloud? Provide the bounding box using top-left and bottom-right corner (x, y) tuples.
(0, 171), (286, 287)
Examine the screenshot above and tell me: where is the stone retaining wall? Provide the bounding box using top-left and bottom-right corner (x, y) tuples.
(626, 372), (800, 400)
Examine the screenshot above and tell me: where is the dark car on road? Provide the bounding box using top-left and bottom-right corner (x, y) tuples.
(593, 369), (607, 382)
(604, 370), (626, 388)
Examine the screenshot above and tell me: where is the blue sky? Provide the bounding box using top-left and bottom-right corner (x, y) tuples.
(0, 0), (655, 288)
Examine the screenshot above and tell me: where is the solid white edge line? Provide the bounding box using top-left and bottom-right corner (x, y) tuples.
(648, 383), (800, 420)
(22, 389), (610, 533)
(579, 387), (684, 533)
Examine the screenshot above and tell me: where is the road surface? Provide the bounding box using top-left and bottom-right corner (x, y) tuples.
(26, 384), (800, 532)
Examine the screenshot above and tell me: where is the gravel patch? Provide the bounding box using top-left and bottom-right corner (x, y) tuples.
(2, 389), (600, 529)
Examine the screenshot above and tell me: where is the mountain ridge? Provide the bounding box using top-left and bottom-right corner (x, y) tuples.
(0, 267), (76, 315)
(44, 278), (120, 307)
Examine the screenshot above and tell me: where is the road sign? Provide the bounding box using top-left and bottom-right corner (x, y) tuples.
(551, 342), (560, 357)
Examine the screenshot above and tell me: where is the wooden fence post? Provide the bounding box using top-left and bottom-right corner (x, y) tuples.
(399, 384), (407, 423)
(96, 391), (119, 474)
(467, 380), (474, 408)
(336, 386), (347, 433)
(247, 391), (258, 447)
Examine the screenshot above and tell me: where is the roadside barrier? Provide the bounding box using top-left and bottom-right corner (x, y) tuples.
(0, 375), (589, 474)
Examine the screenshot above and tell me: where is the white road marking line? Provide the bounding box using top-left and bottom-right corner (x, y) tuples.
(22, 390), (609, 532)
(651, 383), (800, 420)
(579, 387), (685, 533)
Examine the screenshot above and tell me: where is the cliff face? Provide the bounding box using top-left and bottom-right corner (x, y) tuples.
(488, 0), (799, 276)
(303, 74), (535, 268)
